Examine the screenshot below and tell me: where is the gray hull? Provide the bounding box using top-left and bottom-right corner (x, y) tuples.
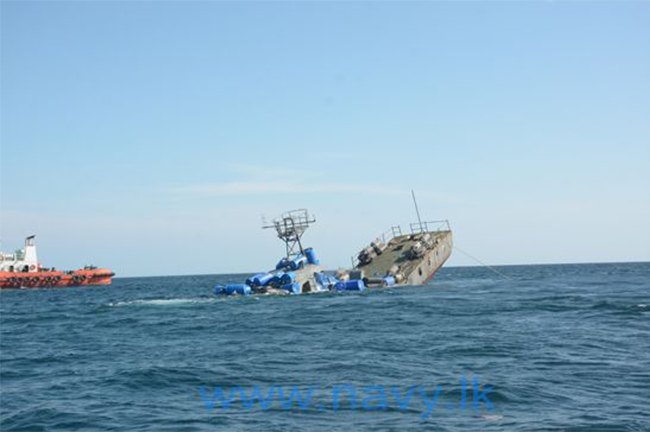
(354, 230), (453, 287)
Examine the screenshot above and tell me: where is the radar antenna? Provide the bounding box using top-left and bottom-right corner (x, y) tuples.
(262, 209), (316, 258)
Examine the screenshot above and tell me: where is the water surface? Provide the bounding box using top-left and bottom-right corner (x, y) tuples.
(1, 263), (649, 431)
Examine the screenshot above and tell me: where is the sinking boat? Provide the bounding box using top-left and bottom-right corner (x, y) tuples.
(215, 193), (453, 296)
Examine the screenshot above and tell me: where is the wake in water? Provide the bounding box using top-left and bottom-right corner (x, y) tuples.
(107, 298), (216, 307)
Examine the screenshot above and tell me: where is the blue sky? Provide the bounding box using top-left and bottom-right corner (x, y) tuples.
(1, 1), (649, 277)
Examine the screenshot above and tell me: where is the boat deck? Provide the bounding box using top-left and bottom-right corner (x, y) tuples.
(356, 230), (453, 285)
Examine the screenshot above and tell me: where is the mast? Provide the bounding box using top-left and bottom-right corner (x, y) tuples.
(411, 190), (424, 233)
(262, 209), (316, 258)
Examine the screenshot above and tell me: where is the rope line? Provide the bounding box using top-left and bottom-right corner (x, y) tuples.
(453, 245), (512, 280)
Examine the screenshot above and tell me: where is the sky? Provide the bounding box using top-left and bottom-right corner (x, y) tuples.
(1, 1), (649, 277)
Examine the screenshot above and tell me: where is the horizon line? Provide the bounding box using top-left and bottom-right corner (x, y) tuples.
(112, 260), (650, 280)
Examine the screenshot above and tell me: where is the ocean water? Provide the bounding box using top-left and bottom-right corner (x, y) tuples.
(1, 262), (649, 431)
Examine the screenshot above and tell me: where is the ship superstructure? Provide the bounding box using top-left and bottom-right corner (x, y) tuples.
(215, 209), (332, 296)
(0, 235), (39, 273)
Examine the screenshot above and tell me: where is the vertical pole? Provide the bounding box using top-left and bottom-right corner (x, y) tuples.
(411, 190), (424, 233)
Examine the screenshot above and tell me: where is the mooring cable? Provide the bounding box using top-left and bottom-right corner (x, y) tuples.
(453, 245), (512, 280)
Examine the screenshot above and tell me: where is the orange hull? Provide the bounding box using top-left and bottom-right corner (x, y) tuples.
(0, 269), (114, 290)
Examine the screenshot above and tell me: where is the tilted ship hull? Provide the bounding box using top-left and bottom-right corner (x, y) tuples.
(350, 192), (453, 288)
(352, 224), (453, 288)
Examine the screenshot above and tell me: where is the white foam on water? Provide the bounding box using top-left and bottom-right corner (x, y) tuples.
(108, 298), (213, 307)
(481, 414), (504, 421)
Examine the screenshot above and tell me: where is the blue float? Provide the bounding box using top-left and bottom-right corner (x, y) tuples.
(215, 284), (252, 296)
(279, 272), (296, 285)
(315, 272), (338, 289)
(247, 273), (274, 287)
(289, 255), (307, 270)
(267, 275), (282, 288)
(382, 276), (396, 286)
(314, 272), (326, 286)
(335, 279), (365, 291)
(305, 248), (319, 265)
(325, 274), (338, 286)
(275, 258), (290, 270)
(226, 284), (252, 296)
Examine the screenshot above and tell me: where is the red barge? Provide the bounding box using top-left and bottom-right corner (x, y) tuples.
(0, 236), (114, 289)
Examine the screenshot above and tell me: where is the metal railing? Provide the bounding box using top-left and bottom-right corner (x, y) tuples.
(350, 220), (451, 268)
(409, 220), (451, 234)
(351, 226), (403, 266)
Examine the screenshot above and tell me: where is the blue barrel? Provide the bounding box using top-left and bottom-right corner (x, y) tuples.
(256, 273), (275, 286)
(247, 273), (274, 287)
(336, 280), (365, 291)
(314, 272), (326, 286)
(225, 284), (252, 296)
(280, 272), (296, 285)
(281, 283), (301, 294)
(289, 255), (307, 270)
(275, 258), (290, 270)
(214, 285), (227, 295)
(315, 272), (337, 289)
(305, 248), (319, 265)
(382, 276), (396, 286)
(267, 275), (282, 288)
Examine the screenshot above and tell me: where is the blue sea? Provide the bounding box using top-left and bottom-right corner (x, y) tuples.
(1, 262), (649, 431)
